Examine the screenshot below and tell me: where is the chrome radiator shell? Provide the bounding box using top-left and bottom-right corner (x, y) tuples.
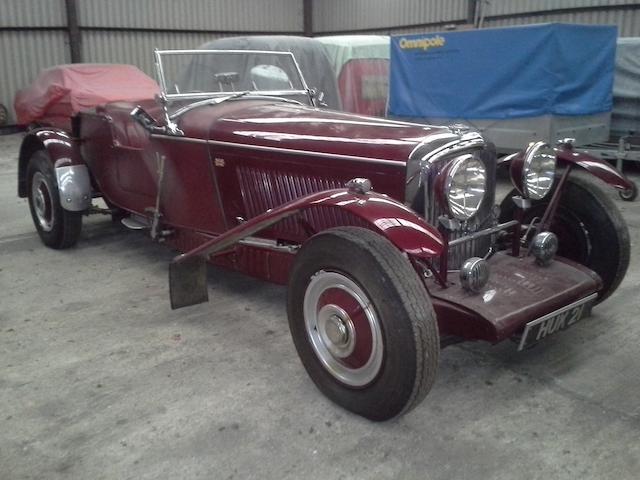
(405, 131), (497, 269)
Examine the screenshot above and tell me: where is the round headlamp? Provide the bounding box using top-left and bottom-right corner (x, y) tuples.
(522, 142), (556, 200)
(445, 154), (487, 220)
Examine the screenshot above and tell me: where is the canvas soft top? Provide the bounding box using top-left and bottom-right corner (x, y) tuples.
(194, 36), (341, 110)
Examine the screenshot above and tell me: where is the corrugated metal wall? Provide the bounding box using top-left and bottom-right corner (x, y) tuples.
(0, 0), (303, 124)
(482, 1), (640, 37)
(313, 0), (468, 33)
(1, 0), (68, 124)
(78, 0), (302, 32)
(1, 0), (67, 27)
(313, 0), (640, 37)
(481, 0), (639, 17)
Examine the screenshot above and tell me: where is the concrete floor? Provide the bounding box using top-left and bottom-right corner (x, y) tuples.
(1, 131), (639, 480)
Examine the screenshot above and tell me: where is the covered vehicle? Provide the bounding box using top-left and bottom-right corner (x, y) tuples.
(16, 49), (632, 421)
(14, 63), (160, 131)
(318, 35), (390, 117)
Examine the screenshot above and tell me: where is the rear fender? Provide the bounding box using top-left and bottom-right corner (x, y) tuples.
(169, 188), (444, 309)
(18, 128), (91, 211)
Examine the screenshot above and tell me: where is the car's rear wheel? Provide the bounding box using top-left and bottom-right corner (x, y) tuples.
(287, 227), (439, 421)
(27, 150), (82, 249)
(499, 174), (630, 303)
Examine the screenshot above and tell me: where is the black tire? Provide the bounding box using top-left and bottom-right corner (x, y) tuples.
(287, 227), (439, 421)
(618, 181), (637, 202)
(499, 174), (630, 303)
(26, 150), (82, 249)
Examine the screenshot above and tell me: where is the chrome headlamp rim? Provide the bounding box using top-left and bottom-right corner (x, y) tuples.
(522, 141), (556, 201)
(444, 154), (487, 221)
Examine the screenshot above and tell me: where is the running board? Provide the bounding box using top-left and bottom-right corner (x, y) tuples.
(121, 215), (151, 230)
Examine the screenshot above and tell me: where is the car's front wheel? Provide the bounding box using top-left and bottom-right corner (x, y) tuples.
(499, 174), (630, 303)
(287, 227), (439, 421)
(27, 150), (82, 249)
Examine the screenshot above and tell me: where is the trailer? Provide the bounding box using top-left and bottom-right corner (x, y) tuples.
(388, 24), (617, 153)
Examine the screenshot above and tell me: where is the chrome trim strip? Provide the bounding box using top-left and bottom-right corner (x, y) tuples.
(151, 135), (206, 144)
(448, 221), (518, 247)
(517, 293), (598, 351)
(206, 139), (404, 167)
(150, 134), (405, 167)
(166, 90), (310, 101)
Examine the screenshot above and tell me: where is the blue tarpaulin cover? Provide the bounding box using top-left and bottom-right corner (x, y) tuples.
(388, 24), (617, 120)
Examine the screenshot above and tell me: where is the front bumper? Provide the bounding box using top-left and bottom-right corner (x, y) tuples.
(430, 252), (602, 343)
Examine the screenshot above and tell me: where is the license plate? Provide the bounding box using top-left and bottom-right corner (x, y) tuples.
(517, 293), (598, 351)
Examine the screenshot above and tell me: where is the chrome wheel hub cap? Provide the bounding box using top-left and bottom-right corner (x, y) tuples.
(317, 306), (355, 358)
(31, 172), (54, 232)
(303, 270), (383, 387)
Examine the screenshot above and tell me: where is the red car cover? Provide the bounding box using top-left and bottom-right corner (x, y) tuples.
(14, 64), (160, 128)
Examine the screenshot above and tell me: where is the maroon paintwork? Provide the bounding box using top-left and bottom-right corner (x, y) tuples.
(17, 95), (612, 344)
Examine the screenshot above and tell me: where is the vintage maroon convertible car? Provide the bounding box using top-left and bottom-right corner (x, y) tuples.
(16, 50), (631, 420)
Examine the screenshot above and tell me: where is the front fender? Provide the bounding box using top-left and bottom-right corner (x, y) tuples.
(177, 189), (443, 262)
(499, 146), (634, 192)
(18, 128), (91, 211)
(169, 188), (443, 309)
(555, 145), (634, 191)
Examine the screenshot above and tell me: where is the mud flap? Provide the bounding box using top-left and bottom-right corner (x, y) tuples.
(169, 256), (209, 309)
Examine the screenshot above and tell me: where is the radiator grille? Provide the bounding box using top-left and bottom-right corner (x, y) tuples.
(236, 166), (369, 236)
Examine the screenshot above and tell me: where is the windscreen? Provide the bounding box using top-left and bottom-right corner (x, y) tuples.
(156, 50), (307, 99)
